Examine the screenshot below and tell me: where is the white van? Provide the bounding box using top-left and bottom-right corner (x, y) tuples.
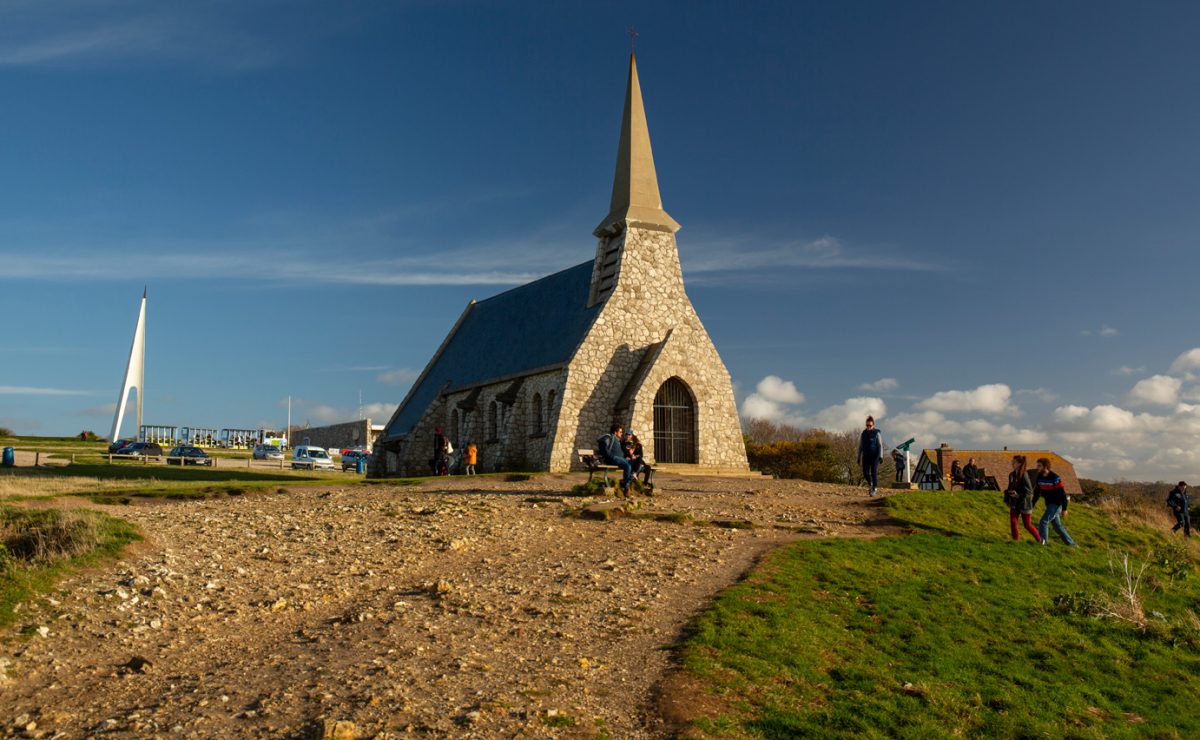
(291, 445), (335, 470)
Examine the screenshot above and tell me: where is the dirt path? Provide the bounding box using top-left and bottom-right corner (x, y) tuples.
(1, 474), (899, 738)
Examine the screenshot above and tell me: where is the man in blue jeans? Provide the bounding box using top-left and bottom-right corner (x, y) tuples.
(598, 423), (634, 495)
(1033, 457), (1076, 546)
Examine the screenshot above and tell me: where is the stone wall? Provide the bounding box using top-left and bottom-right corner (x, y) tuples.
(290, 419), (379, 453)
(376, 369), (567, 476)
(549, 224), (748, 471)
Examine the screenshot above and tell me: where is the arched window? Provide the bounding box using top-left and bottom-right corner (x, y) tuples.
(531, 393), (544, 435)
(653, 377), (697, 464)
(488, 401), (498, 442)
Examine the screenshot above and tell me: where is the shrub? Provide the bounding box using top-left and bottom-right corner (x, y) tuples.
(746, 439), (842, 482)
(0, 427), (13, 438)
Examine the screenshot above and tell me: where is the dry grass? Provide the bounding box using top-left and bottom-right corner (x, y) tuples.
(0, 473), (143, 499)
(1, 508), (101, 563)
(1099, 492), (1179, 532)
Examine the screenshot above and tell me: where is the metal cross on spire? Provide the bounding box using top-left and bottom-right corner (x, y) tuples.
(627, 26), (638, 53)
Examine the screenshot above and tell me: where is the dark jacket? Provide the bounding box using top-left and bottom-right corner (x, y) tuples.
(857, 428), (884, 463)
(598, 433), (624, 465)
(1034, 472), (1068, 509)
(1006, 470), (1035, 511)
(1167, 487), (1190, 512)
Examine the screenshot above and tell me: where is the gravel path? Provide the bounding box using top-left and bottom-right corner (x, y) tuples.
(1, 474), (898, 738)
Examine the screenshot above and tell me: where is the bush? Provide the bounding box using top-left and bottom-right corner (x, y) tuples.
(0, 427), (13, 438)
(746, 439), (842, 482)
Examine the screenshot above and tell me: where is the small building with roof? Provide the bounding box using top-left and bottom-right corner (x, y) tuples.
(913, 444), (1082, 494)
(371, 53), (749, 476)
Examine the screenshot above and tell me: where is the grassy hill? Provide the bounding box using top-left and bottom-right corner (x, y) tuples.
(676, 490), (1199, 738)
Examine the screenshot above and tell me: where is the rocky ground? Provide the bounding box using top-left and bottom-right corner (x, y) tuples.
(0, 473), (901, 738)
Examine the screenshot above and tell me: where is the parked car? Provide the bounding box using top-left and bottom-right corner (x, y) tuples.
(340, 449), (371, 472)
(291, 445), (335, 470)
(253, 444), (285, 461)
(108, 439), (135, 454)
(167, 446), (214, 466)
(121, 442), (164, 459)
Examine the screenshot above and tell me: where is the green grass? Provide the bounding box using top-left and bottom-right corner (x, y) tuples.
(678, 491), (1200, 739)
(0, 506), (142, 629)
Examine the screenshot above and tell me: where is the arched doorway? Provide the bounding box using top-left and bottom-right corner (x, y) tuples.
(653, 377), (697, 464)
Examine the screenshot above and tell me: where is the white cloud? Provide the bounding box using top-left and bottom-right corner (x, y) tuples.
(915, 384), (1016, 415)
(740, 375), (806, 422)
(1128, 375), (1182, 407)
(0, 385), (95, 396)
(1081, 325), (1119, 337)
(811, 397), (886, 433)
(285, 397), (398, 426)
(361, 403), (395, 420)
(859, 378), (899, 392)
(1169, 348), (1200, 376)
(740, 394), (785, 422)
(754, 375), (805, 404)
(376, 368), (420, 386)
(682, 235), (945, 275)
(1114, 366), (1146, 376)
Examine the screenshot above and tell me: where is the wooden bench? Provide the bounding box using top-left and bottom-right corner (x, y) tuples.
(577, 449), (619, 485)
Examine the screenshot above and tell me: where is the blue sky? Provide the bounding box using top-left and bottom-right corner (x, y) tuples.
(2, 1), (1199, 481)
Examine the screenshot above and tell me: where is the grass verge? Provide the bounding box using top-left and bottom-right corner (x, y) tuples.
(675, 490), (1200, 738)
(0, 506), (141, 629)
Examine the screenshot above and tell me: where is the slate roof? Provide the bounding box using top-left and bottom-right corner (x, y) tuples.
(382, 261), (600, 440)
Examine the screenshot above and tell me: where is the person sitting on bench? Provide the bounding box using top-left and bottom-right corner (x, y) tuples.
(950, 460), (966, 488)
(963, 458), (983, 490)
(626, 431), (653, 488)
(597, 423), (634, 495)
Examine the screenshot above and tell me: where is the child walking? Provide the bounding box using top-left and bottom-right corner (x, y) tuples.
(465, 443), (477, 476)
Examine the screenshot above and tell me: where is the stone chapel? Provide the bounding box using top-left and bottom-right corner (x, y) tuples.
(372, 54), (749, 476)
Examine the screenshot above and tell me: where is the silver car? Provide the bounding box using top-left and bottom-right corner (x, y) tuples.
(252, 444), (285, 461)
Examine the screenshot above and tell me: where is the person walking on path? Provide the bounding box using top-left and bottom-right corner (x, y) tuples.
(1033, 457), (1076, 546)
(464, 442), (477, 476)
(1167, 481), (1191, 537)
(598, 423), (634, 495)
(1004, 455), (1042, 543)
(857, 416), (885, 497)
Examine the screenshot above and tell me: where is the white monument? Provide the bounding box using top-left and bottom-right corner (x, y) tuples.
(109, 288), (146, 443)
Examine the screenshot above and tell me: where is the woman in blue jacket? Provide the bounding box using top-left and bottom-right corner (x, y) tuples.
(856, 416), (885, 497)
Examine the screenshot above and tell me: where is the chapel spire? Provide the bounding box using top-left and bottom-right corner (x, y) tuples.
(594, 53), (680, 236)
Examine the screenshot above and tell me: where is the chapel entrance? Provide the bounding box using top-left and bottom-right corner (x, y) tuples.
(653, 377), (697, 464)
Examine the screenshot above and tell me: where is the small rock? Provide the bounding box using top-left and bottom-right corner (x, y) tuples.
(322, 719), (359, 739)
